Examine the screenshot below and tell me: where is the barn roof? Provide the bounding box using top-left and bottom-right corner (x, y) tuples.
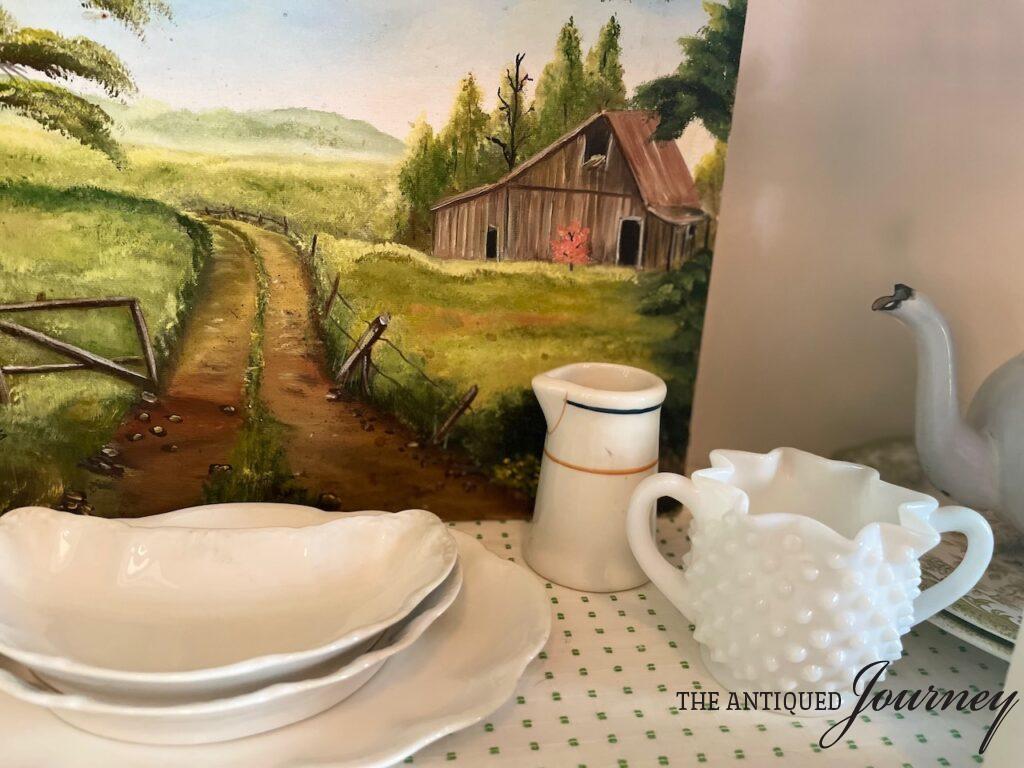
(605, 112), (701, 209)
(430, 110), (705, 222)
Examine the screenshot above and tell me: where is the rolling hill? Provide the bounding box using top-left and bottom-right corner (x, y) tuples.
(88, 99), (404, 161)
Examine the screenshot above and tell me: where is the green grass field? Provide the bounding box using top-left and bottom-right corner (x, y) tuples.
(312, 238), (674, 401)
(0, 182), (211, 510)
(0, 120), (398, 241)
(308, 237), (689, 490)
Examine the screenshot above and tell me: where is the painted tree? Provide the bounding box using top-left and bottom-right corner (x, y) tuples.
(531, 17), (589, 151)
(439, 73), (490, 192)
(550, 221), (591, 271)
(487, 53), (534, 172)
(584, 15), (626, 112)
(693, 139), (727, 221)
(397, 115), (451, 246)
(633, 0), (746, 142)
(0, 1), (171, 166)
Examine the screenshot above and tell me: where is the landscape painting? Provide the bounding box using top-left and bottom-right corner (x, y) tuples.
(0, 0), (745, 519)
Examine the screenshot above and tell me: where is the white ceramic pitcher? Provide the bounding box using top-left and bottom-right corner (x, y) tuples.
(524, 362), (666, 592)
(626, 448), (994, 695)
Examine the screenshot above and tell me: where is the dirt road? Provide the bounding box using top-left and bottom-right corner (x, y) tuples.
(112, 225), (257, 517)
(245, 223), (528, 520)
(101, 219), (528, 520)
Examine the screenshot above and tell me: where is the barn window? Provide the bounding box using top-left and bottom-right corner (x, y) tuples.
(582, 120), (611, 170)
(618, 218), (642, 267)
(486, 226), (498, 260)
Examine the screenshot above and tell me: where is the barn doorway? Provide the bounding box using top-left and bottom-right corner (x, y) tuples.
(617, 218), (641, 267)
(486, 226), (498, 260)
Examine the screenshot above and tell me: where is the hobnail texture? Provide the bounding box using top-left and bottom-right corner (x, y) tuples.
(684, 511), (921, 692)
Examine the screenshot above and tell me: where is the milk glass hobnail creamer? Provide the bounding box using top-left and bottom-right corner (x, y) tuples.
(626, 448), (994, 696)
(524, 363), (666, 592)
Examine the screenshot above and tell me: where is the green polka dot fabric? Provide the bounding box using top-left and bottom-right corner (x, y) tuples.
(402, 519), (1010, 767)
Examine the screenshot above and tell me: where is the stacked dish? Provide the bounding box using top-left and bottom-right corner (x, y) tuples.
(0, 504), (550, 762)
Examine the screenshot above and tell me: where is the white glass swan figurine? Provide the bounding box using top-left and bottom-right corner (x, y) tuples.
(872, 283), (1024, 533)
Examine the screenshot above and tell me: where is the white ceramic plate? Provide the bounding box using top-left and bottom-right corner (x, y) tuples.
(0, 557), (463, 745)
(0, 506), (457, 703)
(0, 526), (550, 767)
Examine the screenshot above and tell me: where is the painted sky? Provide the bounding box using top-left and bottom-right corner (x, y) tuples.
(3, 0), (705, 138)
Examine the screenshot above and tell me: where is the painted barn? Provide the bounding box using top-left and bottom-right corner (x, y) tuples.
(430, 110), (708, 270)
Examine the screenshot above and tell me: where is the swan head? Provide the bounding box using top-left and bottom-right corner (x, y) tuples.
(871, 283), (946, 334)
(872, 283), (915, 313)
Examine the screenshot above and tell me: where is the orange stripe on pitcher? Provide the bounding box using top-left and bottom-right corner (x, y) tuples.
(543, 449), (659, 476)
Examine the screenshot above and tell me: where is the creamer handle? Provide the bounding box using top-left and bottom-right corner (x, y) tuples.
(626, 472), (698, 620)
(912, 505), (993, 625)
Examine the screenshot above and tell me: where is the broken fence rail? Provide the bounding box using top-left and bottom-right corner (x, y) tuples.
(0, 297), (159, 405)
(432, 385), (478, 445)
(336, 312), (390, 392)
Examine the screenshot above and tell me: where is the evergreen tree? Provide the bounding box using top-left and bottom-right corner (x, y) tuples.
(633, 0), (746, 142)
(531, 17), (588, 150)
(439, 73), (490, 192)
(584, 15), (626, 112)
(397, 115), (451, 247)
(0, 1), (171, 166)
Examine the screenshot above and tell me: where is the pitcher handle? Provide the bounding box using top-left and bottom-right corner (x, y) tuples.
(912, 505), (994, 625)
(626, 472), (699, 621)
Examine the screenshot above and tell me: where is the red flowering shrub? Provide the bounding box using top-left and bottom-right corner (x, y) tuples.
(550, 221), (591, 270)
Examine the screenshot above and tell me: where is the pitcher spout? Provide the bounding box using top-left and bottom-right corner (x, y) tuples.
(532, 373), (569, 433)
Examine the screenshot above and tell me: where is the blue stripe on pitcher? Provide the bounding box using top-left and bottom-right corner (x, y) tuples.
(566, 401), (663, 415)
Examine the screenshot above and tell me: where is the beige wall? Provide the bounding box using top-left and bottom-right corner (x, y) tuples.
(686, 0), (1024, 472)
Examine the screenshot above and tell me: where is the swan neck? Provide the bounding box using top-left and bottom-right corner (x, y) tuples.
(897, 298), (997, 507)
(904, 304), (962, 437)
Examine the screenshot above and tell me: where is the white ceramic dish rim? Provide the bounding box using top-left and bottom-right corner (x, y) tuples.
(0, 507), (458, 684)
(0, 556), (463, 718)
(345, 626), (548, 766)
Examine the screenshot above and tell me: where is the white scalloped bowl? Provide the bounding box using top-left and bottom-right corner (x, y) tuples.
(0, 555), (464, 745)
(0, 506), (457, 704)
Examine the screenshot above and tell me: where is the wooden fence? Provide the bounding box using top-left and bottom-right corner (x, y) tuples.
(0, 297), (158, 405)
(202, 206), (294, 237)
(199, 205), (479, 445)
